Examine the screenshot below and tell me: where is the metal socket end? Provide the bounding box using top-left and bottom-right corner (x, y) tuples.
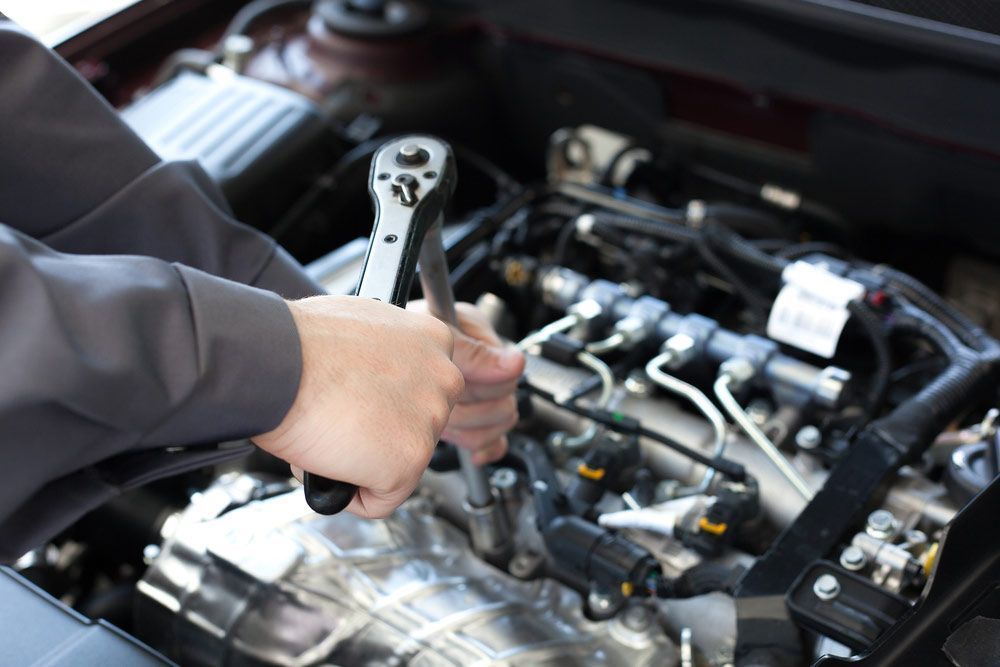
(463, 497), (513, 566)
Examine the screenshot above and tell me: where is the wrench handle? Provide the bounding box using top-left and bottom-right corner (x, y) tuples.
(302, 473), (356, 515)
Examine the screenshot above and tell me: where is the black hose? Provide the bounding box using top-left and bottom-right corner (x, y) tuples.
(591, 211), (692, 240)
(874, 304), (999, 448)
(775, 241), (850, 261)
(702, 222), (788, 276)
(704, 202), (785, 238)
(694, 233), (773, 321)
(876, 266), (997, 355)
(847, 300), (891, 422)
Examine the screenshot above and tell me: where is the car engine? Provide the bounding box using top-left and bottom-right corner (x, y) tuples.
(11, 2), (1000, 666)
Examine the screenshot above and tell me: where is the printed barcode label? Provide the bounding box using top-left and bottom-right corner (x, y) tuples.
(767, 262), (865, 358)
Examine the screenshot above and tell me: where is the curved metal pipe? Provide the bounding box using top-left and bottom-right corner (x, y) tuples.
(646, 352), (728, 493)
(714, 367), (813, 500)
(560, 350), (616, 450)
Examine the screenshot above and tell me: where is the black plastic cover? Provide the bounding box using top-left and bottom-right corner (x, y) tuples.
(122, 70), (331, 228)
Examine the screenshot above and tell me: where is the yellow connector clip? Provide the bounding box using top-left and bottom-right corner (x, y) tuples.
(698, 517), (728, 536)
(577, 464), (606, 481)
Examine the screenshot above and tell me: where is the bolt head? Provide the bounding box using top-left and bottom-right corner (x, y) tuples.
(490, 468), (518, 490)
(795, 425), (823, 450)
(575, 213), (596, 235)
(624, 371), (653, 397)
(142, 544), (161, 565)
(813, 573), (841, 601)
(839, 545), (867, 571)
(866, 509), (897, 539)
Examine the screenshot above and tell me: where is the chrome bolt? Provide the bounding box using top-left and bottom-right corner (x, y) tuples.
(839, 545), (867, 571)
(142, 544), (161, 565)
(866, 509), (898, 540)
(624, 370), (653, 397)
(490, 467), (518, 491)
(795, 425), (823, 451)
(813, 573), (841, 601)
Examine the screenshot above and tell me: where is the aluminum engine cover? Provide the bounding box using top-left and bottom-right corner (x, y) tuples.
(135, 477), (677, 666)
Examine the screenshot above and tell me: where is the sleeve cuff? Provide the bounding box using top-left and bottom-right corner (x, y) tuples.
(140, 266), (303, 445)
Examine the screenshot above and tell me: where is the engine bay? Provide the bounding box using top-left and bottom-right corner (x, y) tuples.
(11, 2), (1000, 666)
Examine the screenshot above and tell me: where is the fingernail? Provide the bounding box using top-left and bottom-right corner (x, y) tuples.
(498, 346), (524, 371)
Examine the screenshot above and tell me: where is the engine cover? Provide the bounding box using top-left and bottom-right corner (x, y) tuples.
(136, 476), (678, 666)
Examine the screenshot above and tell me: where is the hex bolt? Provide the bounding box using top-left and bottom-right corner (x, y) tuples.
(813, 573), (841, 601)
(866, 509), (898, 540)
(142, 544), (161, 565)
(624, 370), (653, 397)
(795, 425), (823, 451)
(839, 545), (867, 571)
(490, 467), (518, 491)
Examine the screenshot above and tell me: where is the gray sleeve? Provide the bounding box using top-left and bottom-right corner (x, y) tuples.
(0, 226), (304, 561)
(0, 21), (322, 300)
(0, 23), (315, 560)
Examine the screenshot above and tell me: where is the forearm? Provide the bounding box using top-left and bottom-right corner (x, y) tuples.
(0, 225), (302, 559)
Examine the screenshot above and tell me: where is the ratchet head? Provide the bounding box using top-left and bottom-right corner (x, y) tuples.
(358, 137), (457, 306)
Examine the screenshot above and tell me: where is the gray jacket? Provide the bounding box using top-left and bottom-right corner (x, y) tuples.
(0, 23), (322, 561)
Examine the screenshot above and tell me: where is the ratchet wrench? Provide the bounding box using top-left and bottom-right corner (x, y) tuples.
(303, 136), (494, 515)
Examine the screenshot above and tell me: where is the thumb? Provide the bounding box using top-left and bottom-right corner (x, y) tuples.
(452, 332), (526, 385)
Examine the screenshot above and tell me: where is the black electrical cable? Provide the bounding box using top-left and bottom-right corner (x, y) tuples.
(704, 202), (786, 238)
(774, 241), (851, 261)
(694, 233), (773, 321)
(521, 380), (747, 481)
(846, 300), (891, 423)
(875, 266), (998, 355)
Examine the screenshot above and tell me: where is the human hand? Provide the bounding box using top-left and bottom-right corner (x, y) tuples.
(409, 301), (525, 465)
(253, 295), (464, 518)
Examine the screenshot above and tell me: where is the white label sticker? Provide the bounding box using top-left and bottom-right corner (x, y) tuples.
(766, 262), (865, 358)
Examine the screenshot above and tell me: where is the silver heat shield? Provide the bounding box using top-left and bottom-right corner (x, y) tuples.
(136, 478), (678, 666)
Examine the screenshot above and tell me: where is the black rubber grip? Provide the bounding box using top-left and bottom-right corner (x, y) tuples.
(303, 471), (357, 514)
